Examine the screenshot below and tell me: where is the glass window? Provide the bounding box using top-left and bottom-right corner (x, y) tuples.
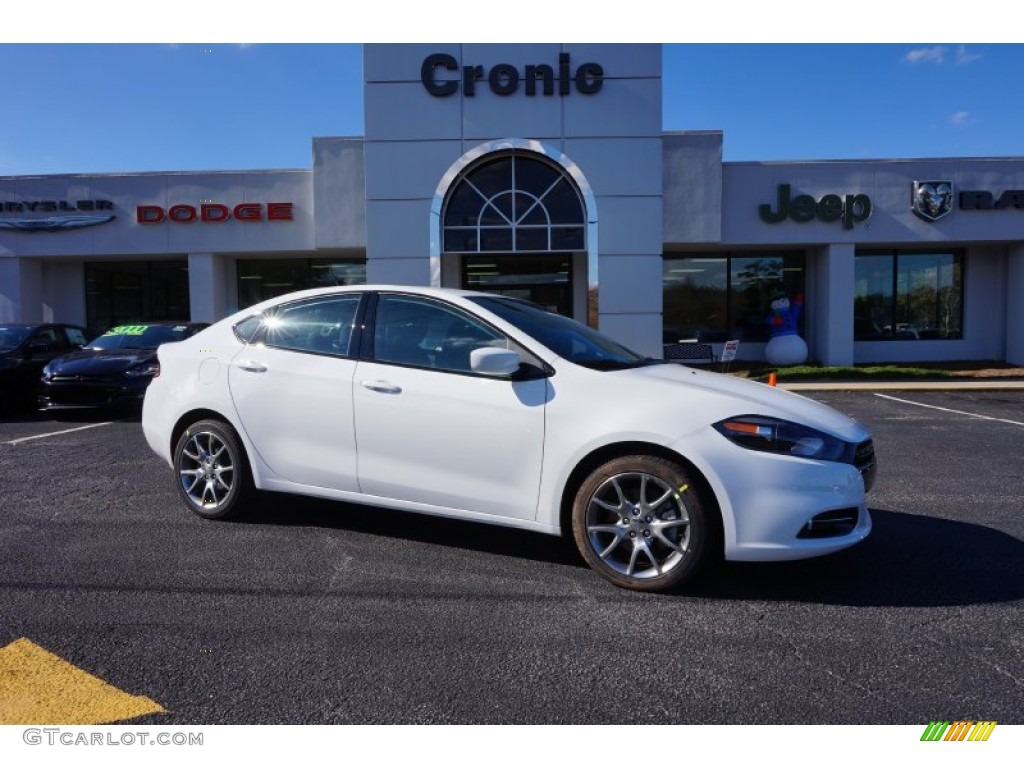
(471, 295), (647, 371)
(238, 258), (366, 308)
(374, 295), (508, 374)
(233, 315), (263, 344)
(87, 324), (194, 350)
(28, 328), (61, 350)
(263, 296), (361, 357)
(663, 252), (805, 344)
(443, 151), (585, 254)
(65, 327), (88, 346)
(85, 261), (190, 336)
(855, 251), (963, 340)
(0, 326), (31, 351)
(463, 254), (573, 317)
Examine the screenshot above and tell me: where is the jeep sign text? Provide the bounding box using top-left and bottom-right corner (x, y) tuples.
(759, 184), (871, 229)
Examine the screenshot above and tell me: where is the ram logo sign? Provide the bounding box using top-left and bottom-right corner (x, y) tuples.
(912, 180), (954, 222)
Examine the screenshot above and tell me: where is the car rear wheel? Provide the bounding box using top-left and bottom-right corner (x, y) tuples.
(572, 455), (710, 592)
(173, 419), (251, 520)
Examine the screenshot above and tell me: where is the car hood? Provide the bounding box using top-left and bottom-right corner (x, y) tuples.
(609, 363), (868, 441)
(48, 349), (155, 376)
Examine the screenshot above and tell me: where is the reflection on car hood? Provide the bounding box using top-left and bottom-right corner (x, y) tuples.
(47, 349), (155, 376)
(613, 363), (867, 440)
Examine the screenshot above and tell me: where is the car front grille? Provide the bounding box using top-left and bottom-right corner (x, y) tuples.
(50, 375), (118, 383)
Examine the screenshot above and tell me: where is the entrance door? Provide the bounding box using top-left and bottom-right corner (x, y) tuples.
(462, 254), (573, 317)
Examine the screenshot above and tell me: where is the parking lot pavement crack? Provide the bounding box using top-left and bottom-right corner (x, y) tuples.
(739, 600), (912, 718)
(922, 637), (1024, 689)
(780, 637), (912, 716)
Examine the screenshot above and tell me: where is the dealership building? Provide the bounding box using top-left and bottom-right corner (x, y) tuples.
(2, 43), (1024, 364)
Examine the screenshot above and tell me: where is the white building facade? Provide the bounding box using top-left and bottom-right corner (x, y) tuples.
(2, 43), (1023, 364)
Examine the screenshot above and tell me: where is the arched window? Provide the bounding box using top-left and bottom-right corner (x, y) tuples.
(442, 152), (585, 254)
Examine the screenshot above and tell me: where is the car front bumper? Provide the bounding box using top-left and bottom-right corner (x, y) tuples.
(677, 432), (875, 562)
(39, 377), (150, 409)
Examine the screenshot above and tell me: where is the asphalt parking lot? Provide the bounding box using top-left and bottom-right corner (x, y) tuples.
(0, 390), (1021, 725)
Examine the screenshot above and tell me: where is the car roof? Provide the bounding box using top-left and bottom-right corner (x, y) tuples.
(226, 285), (494, 320)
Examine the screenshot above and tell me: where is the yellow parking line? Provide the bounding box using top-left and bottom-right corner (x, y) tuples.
(0, 637), (164, 725)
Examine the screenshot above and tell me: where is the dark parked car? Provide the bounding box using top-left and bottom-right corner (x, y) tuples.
(0, 323), (88, 413)
(39, 322), (208, 410)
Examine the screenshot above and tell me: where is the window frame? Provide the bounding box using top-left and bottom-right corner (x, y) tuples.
(244, 293), (368, 360)
(854, 249), (965, 342)
(662, 251), (807, 344)
(364, 292), (549, 379)
(442, 151), (586, 255)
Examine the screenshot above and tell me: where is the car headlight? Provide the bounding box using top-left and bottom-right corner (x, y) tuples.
(124, 361), (160, 378)
(713, 415), (846, 461)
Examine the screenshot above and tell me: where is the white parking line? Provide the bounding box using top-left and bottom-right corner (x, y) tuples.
(5, 421), (116, 445)
(874, 393), (1024, 427)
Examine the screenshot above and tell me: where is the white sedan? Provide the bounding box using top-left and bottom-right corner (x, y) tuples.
(142, 286), (875, 591)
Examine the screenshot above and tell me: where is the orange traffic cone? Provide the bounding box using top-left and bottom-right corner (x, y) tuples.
(768, 372), (777, 387)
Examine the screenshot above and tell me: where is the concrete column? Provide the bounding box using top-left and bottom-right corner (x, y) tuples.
(366, 257), (430, 287)
(42, 261), (86, 325)
(187, 253), (227, 324)
(813, 243), (855, 366)
(1007, 244), (1024, 365)
(598, 253), (664, 359)
(0, 258), (43, 323)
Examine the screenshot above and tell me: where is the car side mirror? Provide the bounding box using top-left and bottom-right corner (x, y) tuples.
(470, 347), (520, 377)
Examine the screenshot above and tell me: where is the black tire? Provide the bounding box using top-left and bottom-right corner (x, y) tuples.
(172, 419), (252, 520)
(572, 454), (710, 592)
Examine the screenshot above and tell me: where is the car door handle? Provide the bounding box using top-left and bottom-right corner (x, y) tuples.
(235, 360), (268, 373)
(361, 380), (402, 394)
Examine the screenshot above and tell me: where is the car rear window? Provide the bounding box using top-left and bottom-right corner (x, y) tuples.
(88, 324), (190, 350)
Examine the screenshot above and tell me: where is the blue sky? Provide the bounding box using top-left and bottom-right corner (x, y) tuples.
(2, 13), (1020, 176)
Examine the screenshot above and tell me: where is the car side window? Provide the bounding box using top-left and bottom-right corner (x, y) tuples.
(233, 315), (262, 344)
(65, 327), (87, 346)
(374, 295), (510, 373)
(262, 296), (361, 357)
(28, 328), (60, 350)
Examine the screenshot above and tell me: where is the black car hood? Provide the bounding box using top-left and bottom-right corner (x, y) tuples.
(48, 349), (155, 376)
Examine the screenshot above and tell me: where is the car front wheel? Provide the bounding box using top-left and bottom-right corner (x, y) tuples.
(173, 419), (251, 520)
(572, 455), (710, 591)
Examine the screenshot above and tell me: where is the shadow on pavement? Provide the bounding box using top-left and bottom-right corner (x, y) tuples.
(688, 508), (1024, 607)
(236, 492), (582, 569)
(235, 499), (1023, 607)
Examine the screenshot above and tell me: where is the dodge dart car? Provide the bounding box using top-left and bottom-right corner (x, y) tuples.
(142, 286), (876, 591)
(40, 322), (208, 410)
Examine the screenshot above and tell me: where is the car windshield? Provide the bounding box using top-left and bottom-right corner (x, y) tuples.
(0, 326), (31, 352)
(470, 296), (652, 370)
(87, 324), (190, 350)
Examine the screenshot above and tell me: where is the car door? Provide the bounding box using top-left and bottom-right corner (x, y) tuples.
(227, 293), (364, 491)
(353, 293), (549, 521)
(23, 326), (70, 387)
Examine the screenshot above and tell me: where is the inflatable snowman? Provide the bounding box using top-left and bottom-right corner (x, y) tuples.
(764, 291), (808, 366)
